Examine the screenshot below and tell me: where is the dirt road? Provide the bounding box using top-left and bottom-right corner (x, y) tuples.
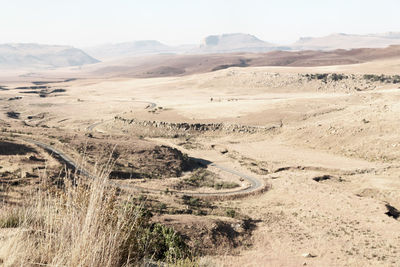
(22, 137), (265, 198)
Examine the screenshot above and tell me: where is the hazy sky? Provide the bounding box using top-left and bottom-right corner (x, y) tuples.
(1, 0), (399, 47)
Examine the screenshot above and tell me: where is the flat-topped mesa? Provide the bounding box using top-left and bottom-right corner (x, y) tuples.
(114, 116), (279, 134)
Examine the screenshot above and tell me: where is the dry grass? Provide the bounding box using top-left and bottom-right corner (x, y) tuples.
(175, 168), (239, 191)
(0, 165), (197, 266)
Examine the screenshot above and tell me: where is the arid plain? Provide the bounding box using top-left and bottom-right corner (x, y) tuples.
(1, 54), (400, 266)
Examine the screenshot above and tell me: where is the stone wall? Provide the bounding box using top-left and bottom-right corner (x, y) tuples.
(114, 116), (278, 134)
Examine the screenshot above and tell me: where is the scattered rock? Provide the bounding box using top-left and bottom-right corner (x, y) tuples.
(302, 253), (317, 258)
(8, 96), (22, 101)
(6, 111), (20, 119)
(313, 175), (334, 182)
(273, 167), (292, 173)
(27, 113), (47, 120)
(385, 203), (400, 220)
(219, 148), (228, 154)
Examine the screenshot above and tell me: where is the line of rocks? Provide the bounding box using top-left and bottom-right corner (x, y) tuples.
(114, 116), (278, 134)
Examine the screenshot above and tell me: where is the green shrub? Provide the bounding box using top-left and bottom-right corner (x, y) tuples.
(225, 209), (236, 218)
(148, 223), (189, 262)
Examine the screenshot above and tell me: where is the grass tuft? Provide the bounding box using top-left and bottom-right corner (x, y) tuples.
(0, 166), (195, 266)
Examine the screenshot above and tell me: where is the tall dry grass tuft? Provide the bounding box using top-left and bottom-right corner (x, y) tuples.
(0, 163), (194, 266)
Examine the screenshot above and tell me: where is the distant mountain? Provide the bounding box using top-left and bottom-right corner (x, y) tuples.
(0, 43), (99, 68)
(292, 32), (400, 50)
(196, 33), (290, 53)
(81, 32), (400, 62)
(84, 34), (291, 60)
(84, 40), (178, 60)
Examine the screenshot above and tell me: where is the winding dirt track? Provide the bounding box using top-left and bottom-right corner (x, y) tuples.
(24, 138), (265, 197)
(85, 100), (265, 195)
(22, 130), (265, 198)
(24, 89), (400, 197)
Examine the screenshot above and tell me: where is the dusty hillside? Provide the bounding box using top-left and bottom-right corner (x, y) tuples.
(1, 45), (399, 82)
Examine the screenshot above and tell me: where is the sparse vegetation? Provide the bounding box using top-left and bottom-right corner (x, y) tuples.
(176, 168), (239, 190)
(304, 73), (349, 82)
(182, 195), (202, 207)
(363, 74), (400, 83)
(73, 140), (194, 180)
(303, 73), (400, 84)
(225, 208), (236, 218)
(0, 208), (24, 228)
(0, 171), (194, 266)
(3, 42), (400, 266)
(181, 195), (213, 216)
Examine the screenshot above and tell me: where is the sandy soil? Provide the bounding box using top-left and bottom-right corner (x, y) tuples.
(1, 57), (400, 266)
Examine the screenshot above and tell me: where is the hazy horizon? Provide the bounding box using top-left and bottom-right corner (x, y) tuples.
(1, 0), (399, 47)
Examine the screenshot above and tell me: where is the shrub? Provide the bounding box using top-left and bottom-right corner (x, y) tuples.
(226, 209), (236, 218)
(148, 223), (188, 262)
(363, 74), (400, 83)
(182, 195), (201, 207)
(330, 73), (347, 81)
(178, 169), (239, 190)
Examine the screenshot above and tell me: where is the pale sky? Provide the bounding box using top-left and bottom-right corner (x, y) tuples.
(1, 0), (399, 47)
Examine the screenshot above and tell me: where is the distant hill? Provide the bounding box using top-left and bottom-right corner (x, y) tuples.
(0, 43), (99, 68)
(292, 32), (400, 50)
(84, 33), (291, 60)
(84, 40), (179, 60)
(81, 32), (400, 62)
(90, 45), (400, 78)
(196, 33), (289, 53)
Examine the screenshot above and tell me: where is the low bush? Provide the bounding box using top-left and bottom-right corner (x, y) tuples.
(225, 208), (236, 218)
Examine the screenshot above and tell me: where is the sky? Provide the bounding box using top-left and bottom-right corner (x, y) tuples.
(0, 0), (399, 47)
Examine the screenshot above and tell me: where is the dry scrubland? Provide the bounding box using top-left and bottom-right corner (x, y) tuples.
(1, 58), (400, 266)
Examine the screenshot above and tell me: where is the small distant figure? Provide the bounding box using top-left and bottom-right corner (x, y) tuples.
(210, 97), (213, 102)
